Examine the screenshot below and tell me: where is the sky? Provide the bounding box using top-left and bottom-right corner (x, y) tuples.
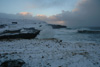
(0, 0), (100, 27)
(0, 0), (79, 16)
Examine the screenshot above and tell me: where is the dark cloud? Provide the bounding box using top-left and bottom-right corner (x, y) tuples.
(33, 0), (100, 27)
(53, 0), (100, 27)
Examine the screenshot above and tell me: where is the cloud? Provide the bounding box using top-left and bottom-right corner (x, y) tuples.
(16, 12), (33, 19)
(72, 8), (79, 12)
(18, 12), (32, 16)
(53, 0), (100, 27)
(35, 14), (65, 25)
(0, 0), (99, 27)
(34, 0), (100, 27)
(0, 12), (34, 19)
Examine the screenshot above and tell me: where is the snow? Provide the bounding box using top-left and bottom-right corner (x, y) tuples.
(0, 39), (100, 67)
(0, 18), (100, 67)
(0, 18), (56, 39)
(0, 19), (47, 30)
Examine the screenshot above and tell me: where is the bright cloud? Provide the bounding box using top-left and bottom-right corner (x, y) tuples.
(18, 12), (32, 16)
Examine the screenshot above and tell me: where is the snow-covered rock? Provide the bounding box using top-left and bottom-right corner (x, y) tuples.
(0, 27), (40, 39)
(0, 19), (47, 30)
(0, 18), (55, 39)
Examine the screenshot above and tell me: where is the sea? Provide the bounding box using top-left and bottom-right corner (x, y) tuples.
(54, 27), (100, 43)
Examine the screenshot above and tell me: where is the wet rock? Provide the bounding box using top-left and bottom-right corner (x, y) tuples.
(48, 24), (67, 29)
(0, 59), (25, 67)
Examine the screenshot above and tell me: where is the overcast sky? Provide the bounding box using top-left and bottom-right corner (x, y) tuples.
(0, 0), (79, 16)
(0, 0), (100, 27)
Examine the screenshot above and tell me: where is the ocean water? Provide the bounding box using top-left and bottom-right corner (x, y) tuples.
(54, 28), (100, 43)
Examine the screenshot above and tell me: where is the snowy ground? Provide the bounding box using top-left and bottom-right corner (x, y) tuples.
(0, 39), (100, 67)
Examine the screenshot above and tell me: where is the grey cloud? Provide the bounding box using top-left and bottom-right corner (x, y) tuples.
(31, 0), (75, 8)
(52, 0), (100, 27)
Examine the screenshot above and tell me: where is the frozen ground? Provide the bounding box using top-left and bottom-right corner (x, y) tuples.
(0, 39), (100, 67)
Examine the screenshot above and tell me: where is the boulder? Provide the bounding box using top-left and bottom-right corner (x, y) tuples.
(0, 59), (25, 67)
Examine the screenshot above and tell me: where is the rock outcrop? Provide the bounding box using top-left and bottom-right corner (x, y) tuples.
(48, 24), (67, 29)
(0, 27), (40, 39)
